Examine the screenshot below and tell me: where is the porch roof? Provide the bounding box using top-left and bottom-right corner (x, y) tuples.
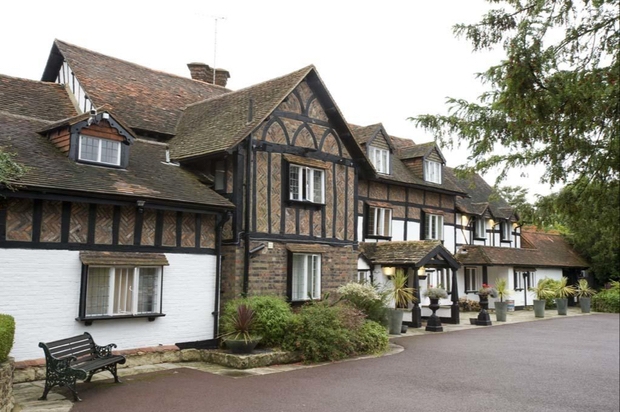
(359, 240), (460, 269)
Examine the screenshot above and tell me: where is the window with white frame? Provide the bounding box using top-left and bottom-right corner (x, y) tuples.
(424, 160), (442, 184)
(368, 207), (392, 237)
(79, 135), (121, 166)
(289, 164), (325, 203)
(474, 217), (487, 239)
(514, 270), (537, 291)
(291, 253), (321, 301)
(500, 220), (512, 241)
(85, 266), (162, 317)
(424, 213), (444, 240)
(427, 268), (451, 292)
(214, 160), (226, 191)
(369, 146), (390, 174)
(465, 267), (480, 292)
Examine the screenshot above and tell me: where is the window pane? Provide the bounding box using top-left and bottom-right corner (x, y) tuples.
(79, 135), (99, 162)
(113, 268), (134, 314)
(100, 139), (120, 165)
(310, 255), (320, 299)
(289, 166), (300, 200)
(86, 267), (110, 316)
(292, 254), (306, 300)
(313, 170), (323, 203)
(138, 268), (158, 313)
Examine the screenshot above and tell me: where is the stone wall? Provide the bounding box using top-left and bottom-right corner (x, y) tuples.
(0, 358), (14, 412)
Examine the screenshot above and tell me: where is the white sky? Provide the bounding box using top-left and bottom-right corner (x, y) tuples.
(0, 0), (552, 199)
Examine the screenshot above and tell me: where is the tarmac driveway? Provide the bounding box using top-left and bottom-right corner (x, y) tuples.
(72, 314), (619, 412)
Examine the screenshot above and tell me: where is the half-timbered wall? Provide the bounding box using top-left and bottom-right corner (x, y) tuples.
(357, 179), (457, 253)
(455, 213), (522, 249)
(251, 80), (356, 243)
(0, 197), (216, 252)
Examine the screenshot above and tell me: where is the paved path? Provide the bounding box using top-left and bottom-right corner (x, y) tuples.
(13, 309), (620, 412)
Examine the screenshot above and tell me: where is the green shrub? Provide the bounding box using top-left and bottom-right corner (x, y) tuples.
(337, 282), (389, 325)
(352, 320), (389, 354)
(283, 302), (360, 363)
(0, 314), (15, 363)
(592, 281), (620, 313)
(538, 278), (560, 308)
(458, 297), (480, 312)
(220, 295), (293, 348)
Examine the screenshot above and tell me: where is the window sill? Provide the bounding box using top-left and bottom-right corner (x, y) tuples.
(473, 237), (487, 241)
(366, 235), (392, 240)
(76, 313), (166, 326)
(500, 240), (512, 243)
(287, 200), (325, 209)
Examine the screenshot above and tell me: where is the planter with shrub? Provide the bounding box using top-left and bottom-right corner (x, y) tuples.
(575, 279), (597, 313)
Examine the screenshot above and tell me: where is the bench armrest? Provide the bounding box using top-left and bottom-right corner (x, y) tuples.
(48, 355), (77, 372)
(94, 343), (117, 358)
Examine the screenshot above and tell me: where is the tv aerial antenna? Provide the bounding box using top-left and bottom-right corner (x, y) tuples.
(211, 16), (226, 84)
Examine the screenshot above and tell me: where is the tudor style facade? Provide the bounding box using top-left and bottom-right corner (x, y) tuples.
(1, 39), (589, 362)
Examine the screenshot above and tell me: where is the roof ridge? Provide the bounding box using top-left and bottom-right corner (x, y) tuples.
(54, 39), (230, 91)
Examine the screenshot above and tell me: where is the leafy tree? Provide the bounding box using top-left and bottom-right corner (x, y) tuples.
(413, 0), (619, 283)
(413, 0), (619, 186)
(0, 149), (27, 190)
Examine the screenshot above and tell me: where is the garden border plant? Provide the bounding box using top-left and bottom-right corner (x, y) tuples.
(0, 314), (15, 363)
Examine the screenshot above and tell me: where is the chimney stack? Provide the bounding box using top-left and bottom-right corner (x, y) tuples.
(187, 63), (230, 87)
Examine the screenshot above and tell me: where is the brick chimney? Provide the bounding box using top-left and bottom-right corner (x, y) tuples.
(187, 63), (230, 87)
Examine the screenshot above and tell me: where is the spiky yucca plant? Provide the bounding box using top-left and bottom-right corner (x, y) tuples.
(529, 280), (555, 301)
(575, 279), (597, 298)
(387, 270), (416, 309)
(555, 277), (577, 299)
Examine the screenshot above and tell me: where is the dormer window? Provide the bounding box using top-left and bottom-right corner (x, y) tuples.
(78, 135), (121, 166)
(424, 160), (442, 184)
(369, 146), (390, 174)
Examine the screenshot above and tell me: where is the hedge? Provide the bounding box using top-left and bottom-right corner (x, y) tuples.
(0, 314), (15, 363)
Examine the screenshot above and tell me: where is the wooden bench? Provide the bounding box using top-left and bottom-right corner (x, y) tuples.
(38, 332), (126, 401)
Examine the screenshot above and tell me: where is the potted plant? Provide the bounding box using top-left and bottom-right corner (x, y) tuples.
(554, 277), (577, 315)
(386, 269), (416, 335)
(529, 279), (555, 318)
(475, 284), (498, 326)
(423, 286), (448, 332)
(221, 304), (262, 354)
(575, 279), (597, 313)
(493, 279), (511, 322)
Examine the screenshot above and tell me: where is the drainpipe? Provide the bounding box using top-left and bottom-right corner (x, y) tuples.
(213, 210), (232, 339)
(242, 133), (253, 296)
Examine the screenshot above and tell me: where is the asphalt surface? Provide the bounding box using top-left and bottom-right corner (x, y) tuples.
(71, 314), (619, 412)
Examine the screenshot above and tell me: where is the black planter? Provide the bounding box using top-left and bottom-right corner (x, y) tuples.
(225, 337), (262, 354)
(425, 298), (443, 332)
(476, 296), (492, 326)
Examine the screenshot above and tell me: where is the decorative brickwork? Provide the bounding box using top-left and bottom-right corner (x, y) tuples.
(200, 215), (216, 249)
(444, 213), (455, 225)
(296, 81), (313, 109)
(94, 204), (113, 244)
(409, 188), (424, 205)
(270, 153), (282, 234)
(5, 198), (32, 241)
(118, 206), (135, 245)
(162, 211), (177, 247)
(141, 209), (156, 246)
(441, 194), (455, 209)
(369, 181), (388, 200)
(285, 208), (296, 235)
(335, 164), (346, 240)
(69, 202), (89, 243)
(325, 166), (333, 235)
(313, 209), (322, 237)
(307, 97), (328, 121)
(40, 200), (62, 242)
(181, 213), (196, 248)
(347, 166), (355, 240)
(255, 152), (269, 233)
(293, 125), (315, 149)
(263, 120), (288, 145)
(277, 93), (302, 114)
(389, 186), (406, 202)
(320, 131), (341, 156)
(299, 209), (310, 236)
(408, 207), (421, 220)
(393, 205), (406, 219)
(425, 192), (440, 208)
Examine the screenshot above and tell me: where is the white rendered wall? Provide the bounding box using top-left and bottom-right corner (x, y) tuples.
(443, 225), (455, 253)
(0, 249), (216, 361)
(392, 220), (405, 241)
(406, 221), (420, 241)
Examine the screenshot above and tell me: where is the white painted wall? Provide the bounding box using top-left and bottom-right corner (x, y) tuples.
(406, 221), (420, 241)
(392, 220), (405, 241)
(0, 249), (216, 361)
(443, 225), (455, 253)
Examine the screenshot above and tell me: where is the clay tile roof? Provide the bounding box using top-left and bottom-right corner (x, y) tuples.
(169, 66), (314, 159)
(397, 142), (436, 159)
(359, 240), (444, 265)
(349, 123), (381, 145)
(451, 168), (514, 219)
(0, 110), (233, 209)
(0, 74), (76, 121)
(457, 229), (588, 268)
(43, 40), (230, 136)
(389, 135), (416, 149)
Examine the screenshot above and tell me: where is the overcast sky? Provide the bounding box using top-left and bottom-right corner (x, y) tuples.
(1, 0), (552, 198)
